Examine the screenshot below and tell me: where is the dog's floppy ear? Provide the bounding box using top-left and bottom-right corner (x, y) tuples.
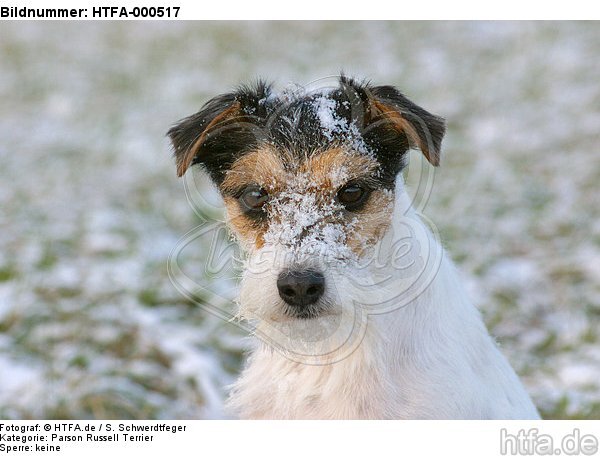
(368, 85), (445, 167)
(340, 76), (445, 167)
(167, 81), (273, 181)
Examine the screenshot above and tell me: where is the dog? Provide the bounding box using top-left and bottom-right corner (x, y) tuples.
(168, 76), (540, 419)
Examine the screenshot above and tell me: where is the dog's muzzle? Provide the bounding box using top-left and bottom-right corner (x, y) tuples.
(277, 269), (325, 314)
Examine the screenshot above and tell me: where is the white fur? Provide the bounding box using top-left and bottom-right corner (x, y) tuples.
(227, 178), (540, 419)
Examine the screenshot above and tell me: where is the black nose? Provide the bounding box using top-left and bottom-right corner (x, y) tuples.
(277, 270), (325, 307)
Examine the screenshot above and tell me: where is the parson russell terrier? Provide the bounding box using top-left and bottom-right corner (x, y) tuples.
(168, 76), (540, 419)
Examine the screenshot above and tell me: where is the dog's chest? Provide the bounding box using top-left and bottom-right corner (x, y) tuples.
(228, 345), (394, 419)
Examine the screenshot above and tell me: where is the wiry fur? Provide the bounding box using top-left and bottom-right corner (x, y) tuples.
(228, 189), (540, 419)
(168, 76), (540, 419)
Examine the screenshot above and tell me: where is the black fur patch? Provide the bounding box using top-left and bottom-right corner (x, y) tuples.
(167, 76), (446, 188)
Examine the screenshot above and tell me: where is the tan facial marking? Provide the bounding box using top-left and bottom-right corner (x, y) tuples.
(223, 195), (268, 250)
(346, 188), (394, 256)
(298, 147), (380, 192)
(221, 145), (394, 255)
(221, 145), (290, 196)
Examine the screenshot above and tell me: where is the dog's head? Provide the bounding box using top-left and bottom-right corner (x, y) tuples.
(169, 76), (445, 348)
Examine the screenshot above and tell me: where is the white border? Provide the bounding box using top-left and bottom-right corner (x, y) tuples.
(1, 0), (598, 19)
(1, 420), (599, 456)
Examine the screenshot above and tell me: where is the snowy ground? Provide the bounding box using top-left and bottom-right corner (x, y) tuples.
(0, 22), (598, 419)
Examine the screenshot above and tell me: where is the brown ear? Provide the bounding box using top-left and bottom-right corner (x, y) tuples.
(370, 99), (442, 166)
(343, 81), (445, 168)
(175, 101), (241, 177)
(167, 80), (274, 183)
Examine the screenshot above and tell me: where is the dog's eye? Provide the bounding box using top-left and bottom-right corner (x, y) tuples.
(337, 184), (369, 210)
(240, 186), (269, 212)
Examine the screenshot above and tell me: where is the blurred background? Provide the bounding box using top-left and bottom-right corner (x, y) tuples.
(0, 21), (598, 419)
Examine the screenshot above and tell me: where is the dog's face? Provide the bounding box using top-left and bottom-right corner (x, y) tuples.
(169, 77), (445, 342)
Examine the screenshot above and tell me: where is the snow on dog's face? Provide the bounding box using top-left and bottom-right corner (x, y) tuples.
(168, 76), (445, 356)
(220, 145), (394, 321)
